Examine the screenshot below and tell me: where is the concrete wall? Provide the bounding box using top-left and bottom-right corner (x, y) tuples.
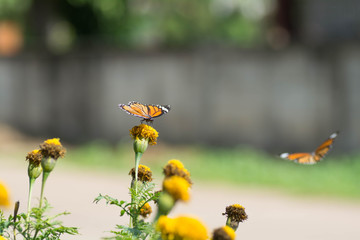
(0, 47), (359, 152)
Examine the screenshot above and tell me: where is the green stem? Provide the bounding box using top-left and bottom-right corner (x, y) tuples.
(130, 152), (142, 227)
(33, 229), (39, 240)
(134, 152), (142, 194)
(26, 178), (36, 221)
(153, 210), (161, 224)
(39, 172), (50, 208)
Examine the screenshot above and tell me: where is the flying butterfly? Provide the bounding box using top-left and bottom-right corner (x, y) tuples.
(118, 101), (170, 123)
(280, 131), (338, 164)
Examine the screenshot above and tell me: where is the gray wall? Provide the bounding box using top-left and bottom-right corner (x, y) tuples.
(0, 47), (359, 152)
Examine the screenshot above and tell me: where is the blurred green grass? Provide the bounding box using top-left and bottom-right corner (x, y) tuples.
(64, 141), (360, 199)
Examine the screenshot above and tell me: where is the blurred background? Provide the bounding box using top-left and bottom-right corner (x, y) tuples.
(0, 0), (359, 152)
(1, 0), (360, 239)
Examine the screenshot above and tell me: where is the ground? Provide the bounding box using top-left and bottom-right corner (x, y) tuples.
(1, 161), (360, 240)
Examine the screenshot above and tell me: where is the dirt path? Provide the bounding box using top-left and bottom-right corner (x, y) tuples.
(1, 162), (360, 240)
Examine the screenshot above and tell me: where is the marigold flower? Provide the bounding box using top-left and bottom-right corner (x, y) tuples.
(212, 226), (236, 240)
(163, 159), (192, 185)
(0, 181), (10, 208)
(163, 176), (190, 202)
(156, 176), (191, 217)
(223, 204), (248, 231)
(0, 236), (8, 240)
(139, 202), (152, 218)
(167, 159), (185, 169)
(157, 215), (208, 240)
(26, 149), (42, 166)
(130, 124), (158, 146)
(223, 204), (248, 222)
(38, 138), (65, 208)
(26, 149), (43, 179)
(129, 164), (153, 182)
(39, 138), (66, 160)
(157, 215), (176, 239)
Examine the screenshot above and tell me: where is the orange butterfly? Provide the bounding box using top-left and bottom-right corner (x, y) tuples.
(118, 101), (170, 123)
(280, 131), (338, 164)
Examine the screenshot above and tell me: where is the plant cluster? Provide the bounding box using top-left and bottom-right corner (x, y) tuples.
(1, 106), (249, 239)
(0, 138), (78, 239)
(95, 122), (249, 239)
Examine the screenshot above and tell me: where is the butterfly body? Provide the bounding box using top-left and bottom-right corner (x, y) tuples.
(118, 101), (170, 123)
(280, 132), (338, 164)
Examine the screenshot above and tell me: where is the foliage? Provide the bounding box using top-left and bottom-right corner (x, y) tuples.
(1, 0), (271, 49)
(0, 200), (78, 239)
(0, 0), (30, 19)
(0, 138), (78, 240)
(94, 182), (160, 239)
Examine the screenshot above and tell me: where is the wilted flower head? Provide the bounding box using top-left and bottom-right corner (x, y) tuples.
(130, 124), (158, 145)
(129, 164), (153, 182)
(139, 202), (152, 218)
(223, 204), (248, 231)
(26, 149), (42, 166)
(212, 226), (236, 240)
(163, 175), (190, 202)
(0, 181), (10, 208)
(157, 215), (208, 240)
(39, 138), (66, 160)
(163, 159), (192, 185)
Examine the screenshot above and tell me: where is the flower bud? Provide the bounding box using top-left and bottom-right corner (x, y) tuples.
(28, 164), (42, 179)
(157, 191), (175, 216)
(41, 157), (57, 173)
(133, 137), (148, 154)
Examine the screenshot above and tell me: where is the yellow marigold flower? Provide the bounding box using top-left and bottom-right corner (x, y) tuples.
(163, 176), (190, 202)
(26, 149), (42, 166)
(139, 202), (152, 218)
(157, 216), (176, 240)
(0, 181), (11, 208)
(129, 164), (153, 182)
(212, 226), (236, 240)
(157, 215), (208, 240)
(175, 216), (208, 240)
(40, 138), (66, 160)
(0, 236), (8, 240)
(163, 159), (192, 185)
(130, 124), (158, 145)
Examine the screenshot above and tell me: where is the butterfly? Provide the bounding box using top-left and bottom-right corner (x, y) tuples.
(280, 131), (338, 164)
(118, 101), (171, 123)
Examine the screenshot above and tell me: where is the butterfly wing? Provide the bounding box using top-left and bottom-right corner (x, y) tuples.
(280, 131), (338, 164)
(313, 131), (338, 162)
(118, 101), (170, 121)
(119, 101), (151, 120)
(280, 152), (316, 164)
(147, 104), (170, 119)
